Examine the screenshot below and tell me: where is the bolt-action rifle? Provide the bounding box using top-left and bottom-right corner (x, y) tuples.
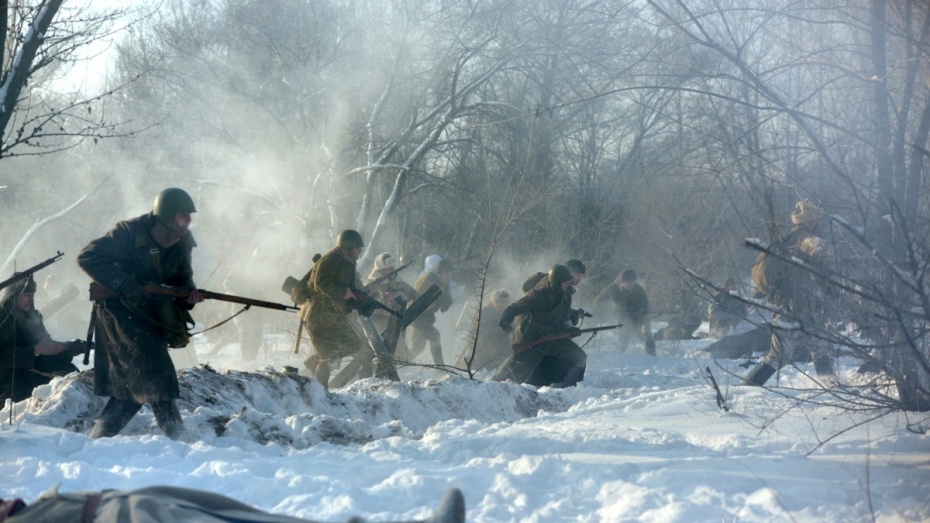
(362, 261), (412, 292)
(0, 251), (64, 292)
(89, 282), (298, 312)
(511, 323), (623, 354)
(349, 261), (414, 319)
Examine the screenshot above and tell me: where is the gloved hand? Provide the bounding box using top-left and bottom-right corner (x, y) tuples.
(118, 279), (150, 307)
(565, 327), (582, 337)
(499, 319), (513, 332)
(66, 340), (90, 357)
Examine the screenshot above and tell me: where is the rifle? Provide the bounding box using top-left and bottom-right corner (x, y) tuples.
(349, 261), (413, 319)
(89, 283), (298, 312)
(362, 261), (413, 292)
(511, 323), (623, 354)
(0, 251), (64, 292)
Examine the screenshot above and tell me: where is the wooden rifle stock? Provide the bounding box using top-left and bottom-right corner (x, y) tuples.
(511, 323), (623, 353)
(89, 283), (298, 312)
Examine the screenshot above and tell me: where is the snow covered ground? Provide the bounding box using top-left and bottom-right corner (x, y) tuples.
(1, 333), (928, 522)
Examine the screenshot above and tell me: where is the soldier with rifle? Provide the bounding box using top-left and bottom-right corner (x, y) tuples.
(364, 253), (416, 361)
(491, 264), (591, 388)
(0, 253), (87, 403)
(77, 188), (206, 439)
(289, 229), (377, 389)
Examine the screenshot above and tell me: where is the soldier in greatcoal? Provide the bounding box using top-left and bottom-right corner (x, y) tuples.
(0, 274), (84, 403)
(78, 188), (205, 439)
(292, 229), (373, 389)
(492, 265), (587, 388)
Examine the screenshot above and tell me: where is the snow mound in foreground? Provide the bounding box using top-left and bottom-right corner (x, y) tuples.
(1, 366), (575, 449)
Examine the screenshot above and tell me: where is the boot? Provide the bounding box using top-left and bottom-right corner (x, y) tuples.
(741, 362), (777, 387)
(813, 353), (835, 378)
(91, 398), (142, 438)
(152, 400), (185, 440)
(425, 488), (466, 523)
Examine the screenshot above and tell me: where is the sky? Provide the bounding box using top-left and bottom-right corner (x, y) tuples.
(1, 323), (928, 522)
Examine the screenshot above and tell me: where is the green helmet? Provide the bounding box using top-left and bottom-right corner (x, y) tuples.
(153, 188), (197, 218)
(548, 264), (572, 286)
(336, 229), (365, 249)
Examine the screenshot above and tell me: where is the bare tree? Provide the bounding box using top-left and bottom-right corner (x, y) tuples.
(1, 0), (129, 158)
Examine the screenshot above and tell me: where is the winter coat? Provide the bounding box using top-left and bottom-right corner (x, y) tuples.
(411, 271), (452, 329)
(0, 300), (77, 402)
(363, 271), (416, 331)
(499, 280), (575, 345)
(456, 304), (513, 372)
(594, 282), (650, 327)
(77, 213), (196, 403)
(766, 225), (830, 313)
(299, 247), (365, 359)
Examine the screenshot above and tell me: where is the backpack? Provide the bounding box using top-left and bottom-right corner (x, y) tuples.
(751, 233), (794, 296)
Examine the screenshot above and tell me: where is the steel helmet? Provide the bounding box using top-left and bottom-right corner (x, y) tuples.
(336, 229), (365, 249)
(153, 188), (197, 218)
(548, 264), (572, 286)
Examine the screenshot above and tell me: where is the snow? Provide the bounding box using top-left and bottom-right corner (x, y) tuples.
(1, 334), (929, 522)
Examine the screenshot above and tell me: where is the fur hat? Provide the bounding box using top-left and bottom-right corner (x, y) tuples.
(424, 254), (442, 274)
(621, 269), (637, 282)
(791, 199), (825, 225)
(1, 273), (37, 303)
(374, 252), (396, 271)
(489, 288), (510, 306)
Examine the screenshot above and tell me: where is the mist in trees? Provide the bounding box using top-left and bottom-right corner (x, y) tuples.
(2, 0), (928, 411)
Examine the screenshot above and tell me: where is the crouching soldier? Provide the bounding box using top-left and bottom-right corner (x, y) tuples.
(0, 274), (83, 403)
(492, 265), (587, 388)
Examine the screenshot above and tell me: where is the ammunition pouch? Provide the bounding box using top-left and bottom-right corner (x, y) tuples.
(155, 299), (195, 348)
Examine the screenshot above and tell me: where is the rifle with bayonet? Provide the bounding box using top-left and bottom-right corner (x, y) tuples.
(0, 251), (64, 292)
(89, 282), (298, 312)
(511, 323), (623, 354)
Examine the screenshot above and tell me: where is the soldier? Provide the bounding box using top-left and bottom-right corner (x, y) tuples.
(454, 288), (513, 372)
(0, 274), (83, 403)
(521, 258), (586, 292)
(594, 269), (656, 355)
(293, 229), (372, 389)
(409, 256), (454, 366)
(78, 188), (205, 439)
(492, 265), (587, 387)
(364, 252), (416, 362)
(742, 199), (835, 386)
